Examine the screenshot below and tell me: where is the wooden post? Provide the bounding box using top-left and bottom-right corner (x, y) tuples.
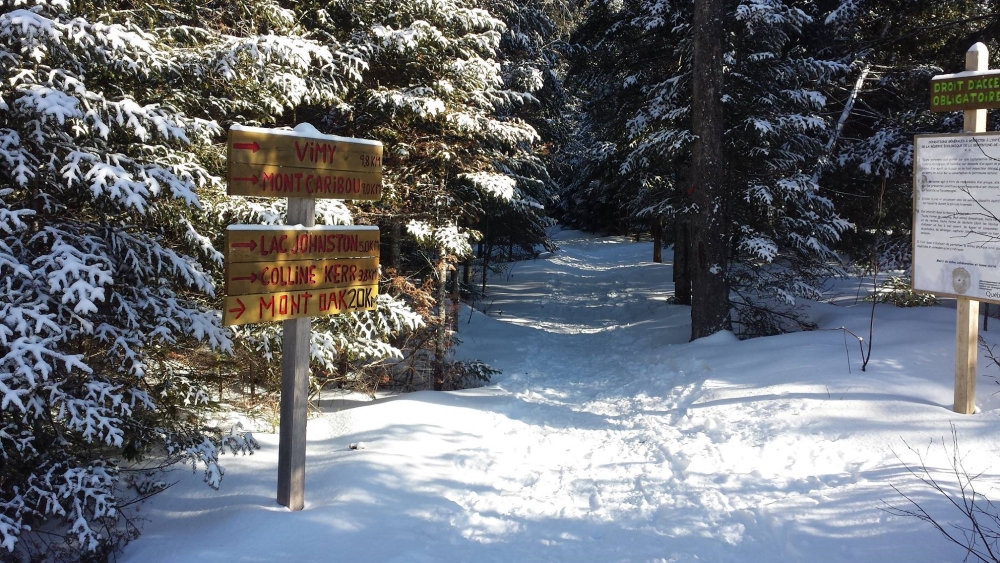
(277, 196), (315, 509)
(954, 43), (988, 415)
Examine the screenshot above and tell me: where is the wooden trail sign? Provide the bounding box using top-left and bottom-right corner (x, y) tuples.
(222, 123), (384, 512)
(225, 256), (379, 296)
(225, 225), (380, 263)
(227, 125), (383, 199)
(222, 226), (381, 326)
(223, 284), (378, 327)
(227, 163), (382, 199)
(918, 43), (989, 415)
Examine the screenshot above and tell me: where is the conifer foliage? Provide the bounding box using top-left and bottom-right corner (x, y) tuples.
(564, 0), (858, 336)
(315, 0), (550, 388)
(0, 0), (554, 554)
(0, 0), (352, 555)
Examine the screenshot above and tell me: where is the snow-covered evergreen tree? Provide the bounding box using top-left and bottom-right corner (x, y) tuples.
(0, 0), (419, 555)
(556, 0), (665, 233)
(306, 0), (550, 387)
(823, 0), (1000, 273)
(567, 0), (858, 335)
(0, 0), (231, 553)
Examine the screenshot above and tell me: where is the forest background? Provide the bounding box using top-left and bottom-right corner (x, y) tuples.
(1, 0), (998, 558)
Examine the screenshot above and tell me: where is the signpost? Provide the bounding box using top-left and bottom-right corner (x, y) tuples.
(922, 43), (991, 414)
(223, 124), (382, 509)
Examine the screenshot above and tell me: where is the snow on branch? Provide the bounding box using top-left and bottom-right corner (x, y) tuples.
(460, 171), (517, 200)
(407, 220), (474, 257)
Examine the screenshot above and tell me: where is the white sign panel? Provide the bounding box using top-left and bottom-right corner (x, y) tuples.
(913, 132), (1000, 303)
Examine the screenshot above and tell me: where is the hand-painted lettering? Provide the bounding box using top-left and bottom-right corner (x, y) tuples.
(261, 264), (317, 287)
(294, 140), (338, 164)
(359, 154), (382, 168)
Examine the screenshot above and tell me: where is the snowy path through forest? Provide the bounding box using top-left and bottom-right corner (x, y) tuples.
(449, 229), (926, 562)
(121, 229), (1000, 563)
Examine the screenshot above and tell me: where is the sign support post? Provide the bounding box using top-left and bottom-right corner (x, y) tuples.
(277, 197), (315, 510)
(955, 44), (988, 415)
(224, 123), (382, 509)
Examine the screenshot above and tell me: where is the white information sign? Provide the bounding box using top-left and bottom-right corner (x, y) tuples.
(913, 132), (1000, 302)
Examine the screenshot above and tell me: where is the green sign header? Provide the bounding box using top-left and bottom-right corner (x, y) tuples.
(930, 70), (1000, 112)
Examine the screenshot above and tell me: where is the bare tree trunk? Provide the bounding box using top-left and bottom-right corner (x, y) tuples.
(689, 0), (730, 340)
(812, 63), (870, 185)
(389, 221), (401, 271)
(673, 218), (691, 305)
(433, 252), (449, 391)
(652, 217), (663, 263)
(450, 264), (460, 331)
(481, 235), (492, 295)
(338, 352), (349, 381)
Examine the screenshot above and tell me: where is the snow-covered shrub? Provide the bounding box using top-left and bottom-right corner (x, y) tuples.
(866, 276), (939, 308)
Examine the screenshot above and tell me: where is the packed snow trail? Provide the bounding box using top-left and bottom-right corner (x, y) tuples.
(122, 230), (1000, 563)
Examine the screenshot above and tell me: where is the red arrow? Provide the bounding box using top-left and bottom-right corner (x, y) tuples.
(231, 175), (259, 184)
(231, 240), (257, 251)
(228, 298), (246, 320)
(233, 142), (260, 153)
(232, 273), (258, 283)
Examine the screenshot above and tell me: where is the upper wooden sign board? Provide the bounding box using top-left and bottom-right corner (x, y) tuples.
(227, 126), (383, 199)
(930, 69), (1000, 112)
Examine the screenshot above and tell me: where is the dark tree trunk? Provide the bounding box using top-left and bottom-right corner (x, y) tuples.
(673, 218), (691, 306)
(388, 221), (401, 271)
(450, 265), (460, 331)
(433, 253), (449, 391)
(463, 255), (472, 285)
(481, 247), (490, 295)
(652, 217), (663, 263)
(689, 0), (730, 340)
(338, 352), (349, 380)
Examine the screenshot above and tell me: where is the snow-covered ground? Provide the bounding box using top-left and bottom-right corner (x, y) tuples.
(121, 230), (1000, 562)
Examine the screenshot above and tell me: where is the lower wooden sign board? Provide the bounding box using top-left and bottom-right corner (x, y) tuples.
(225, 256), (379, 296)
(223, 284), (379, 326)
(226, 225), (380, 263)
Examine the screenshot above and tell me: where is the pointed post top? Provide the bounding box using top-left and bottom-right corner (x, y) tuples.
(967, 42), (989, 72)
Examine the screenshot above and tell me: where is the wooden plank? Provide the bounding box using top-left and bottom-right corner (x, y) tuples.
(228, 127), (382, 174)
(953, 43), (987, 415)
(955, 298), (979, 414)
(222, 284), (379, 326)
(277, 311), (310, 510)
(225, 256), (379, 296)
(226, 226), (380, 263)
(276, 196), (314, 511)
(227, 162), (382, 199)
